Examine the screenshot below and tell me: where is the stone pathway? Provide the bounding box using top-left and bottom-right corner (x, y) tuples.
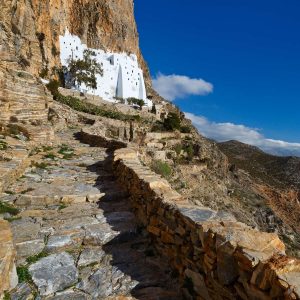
(1, 130), (181, 300)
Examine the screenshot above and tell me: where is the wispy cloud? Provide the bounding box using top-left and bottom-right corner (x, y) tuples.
(185, 112), (300, 157)
(152, 73), (213, 101)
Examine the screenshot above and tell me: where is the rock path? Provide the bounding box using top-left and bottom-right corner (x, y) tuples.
(1, 130), (181, 300)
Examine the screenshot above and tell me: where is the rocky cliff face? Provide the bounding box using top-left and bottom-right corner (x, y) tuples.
(0, 0), (149, 134)
(0, 0), (149, 81)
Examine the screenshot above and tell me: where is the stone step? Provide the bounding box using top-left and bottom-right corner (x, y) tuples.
(4, 129), (181, 299)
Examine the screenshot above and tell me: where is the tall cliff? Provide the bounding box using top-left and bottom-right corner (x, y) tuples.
(0, 0), (150, 126)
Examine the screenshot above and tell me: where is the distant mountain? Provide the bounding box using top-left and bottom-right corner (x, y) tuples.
(218, 140), (300, 189)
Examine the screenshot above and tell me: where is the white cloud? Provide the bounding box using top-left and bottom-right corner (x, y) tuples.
(185, 112), (300, 157)
(152, 73), (213, 101)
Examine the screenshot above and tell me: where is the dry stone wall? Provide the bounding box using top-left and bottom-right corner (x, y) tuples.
(113, 148), (300, 299)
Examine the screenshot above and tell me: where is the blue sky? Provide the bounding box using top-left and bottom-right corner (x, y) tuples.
(135, 0), (300, 156)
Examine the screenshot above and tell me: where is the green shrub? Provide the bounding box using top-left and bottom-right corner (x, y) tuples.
(44, 152), (57, 160)
(185, 144), (194, 160)
(4, 216), (21, 223)
(3, 291), (11, 300)
(46, 80), (60, 96)
(0, 140), (8, 150)
(42, 146), (53, 152)
(173, 144), (183, 155)
(66, 49), (103, 90)
(0, 202), (19, 215)
(26, 251), (48, 264)
(17, 266), (32, 283)
(58, 203), (67, 210)
(127, 97), (145, 108)
(180, 126), (191, 133)
(4, 191), (14, 195)
(163, 113), (181, 131)
(58, 144), (74, 159)
(151, 160), (172, 178)
(151, 121), (165, 132)
(39, 67), (48, 78)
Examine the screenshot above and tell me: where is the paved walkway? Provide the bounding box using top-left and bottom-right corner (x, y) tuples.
(2, 130), (181, 300)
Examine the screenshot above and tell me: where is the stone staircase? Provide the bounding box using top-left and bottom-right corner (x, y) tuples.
(1, 129), (181, 299)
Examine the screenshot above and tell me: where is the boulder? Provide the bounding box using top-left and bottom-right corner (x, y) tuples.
(29, 252), (78, 296)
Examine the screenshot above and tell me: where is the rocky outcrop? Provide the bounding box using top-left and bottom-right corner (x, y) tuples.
(113, 147), (300, 299)
(0, 63), (55, 143)
(0, 220), (18, 296)
(0, 136), (30, 193)
(0, 64), (52, 124)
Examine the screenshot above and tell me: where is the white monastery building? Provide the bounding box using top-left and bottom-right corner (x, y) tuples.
(59, 29), (152, 107)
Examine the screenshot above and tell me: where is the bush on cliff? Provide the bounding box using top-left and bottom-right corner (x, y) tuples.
(163, 113), (181, 131)
(66, 49), (103, 90)
(46, 80), (141, 122)
(151, 160), (172, 178)
(127, 97), (145, 108)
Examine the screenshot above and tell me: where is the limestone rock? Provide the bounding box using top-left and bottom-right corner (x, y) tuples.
(76, 268), (113, 298)
(29, 252), (78, 296)
(77, 247), (105, 267)
(10, 282), (33, 300)
(0, 220), (18, 295)
(15, 239), (45, 265)
(46, 290), (88, 300)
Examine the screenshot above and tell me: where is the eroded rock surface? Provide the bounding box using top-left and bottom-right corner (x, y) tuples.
(29, 252), (78, 296)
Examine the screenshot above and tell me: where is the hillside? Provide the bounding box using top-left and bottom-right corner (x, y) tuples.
(218, 140), (300, 256)
(218, 140), (300, 189)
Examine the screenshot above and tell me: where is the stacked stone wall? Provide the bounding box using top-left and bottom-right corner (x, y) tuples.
(113, 147), (300, 299)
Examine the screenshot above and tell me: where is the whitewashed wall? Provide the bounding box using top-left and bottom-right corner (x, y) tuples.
(59, 29), (152, 107)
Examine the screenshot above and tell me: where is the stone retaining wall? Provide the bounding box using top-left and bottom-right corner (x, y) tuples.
(113, 148), (300, 299)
